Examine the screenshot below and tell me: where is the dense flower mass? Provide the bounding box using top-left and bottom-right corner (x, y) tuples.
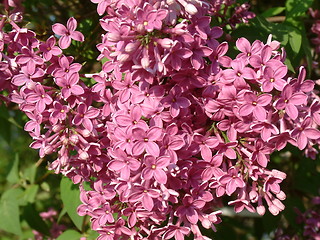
(1, 0), (320, 239)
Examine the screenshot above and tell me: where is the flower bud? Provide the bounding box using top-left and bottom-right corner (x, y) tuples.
(276, 191), (286, 200)
(52, 124), (63, 133)
(256, 205), (265, 215)
(107, 32), (121, 42)
(185, 3), (198, 15)
(69, 134), (79, 145)
(44, 145), (53, 155)
(79, 151), (89, 160)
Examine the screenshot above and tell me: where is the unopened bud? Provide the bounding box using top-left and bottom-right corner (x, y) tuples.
(107, 32), (121, 42)
(52, 124), (63, 133)
(79, 151), (89, 160)
(276, 191), (286, 200)
(69, 134), (79, 145)
(185, 3), (198, 15)
(44, 145), (53, 155)
(256, 205), (265, 215)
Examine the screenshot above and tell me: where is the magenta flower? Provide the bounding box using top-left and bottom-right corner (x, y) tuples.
(16, 47), (45, 74)
(163, 225), (190, 240)
(291, 117), (320, 150)
(53, 55), (82, 77)
(162, 41), (193, 71)
(108, 149), (140, 180)
(219, 168), (245, 196)
(72, 103), (100, 132)
(239, 92), (272, 121)
(262, 65), (287, 92)
(141, 155), (170, 184)
(24, 111), (43, 136)
(91, 0), (111, 16)
(91, 203), (115, 227)
(39, 35), (62, 61)
(49, 101), (69, 125)
(128, 185), (160, 211)
(175, 195), (206, 224)
(132, 127), (162, 156)
(112, 127), (134, 154)
(114, 105), (147, 129)
(193, 133), (219, 161)
(236, 37), (263, 60)
(52, 17), (84, 49)
(228, 198), (255, 213)
(161, 85), (191, 118)
(25, 84), (53, 113)
(275, 84), (307, 120)
(136, 4), (168, 32)
(55, 73), (84, 99)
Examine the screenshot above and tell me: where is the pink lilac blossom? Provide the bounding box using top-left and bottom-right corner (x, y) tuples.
(1, 1), (320, 240)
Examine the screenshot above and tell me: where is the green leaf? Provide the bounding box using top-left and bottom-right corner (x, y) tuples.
(22, 204), (50, 236)
(58, 206), (67, 222)
(0, 188), (23, 236)
(60, 177), (84, 230)
(284, 57), (295, 73)
(285, 0), (313, 19)
(40, 181), (50, 192)
(6, 153), (19, 184)
(261, 7), (285, 18)
(23, 164), (37, 184)
(56, 230), (82, 240)
(20, 185), (39, 205)
(288, 26), (302, 54)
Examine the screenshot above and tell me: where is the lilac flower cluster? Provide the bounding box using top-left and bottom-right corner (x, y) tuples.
(32, 208), (66, 240)
(310, 8), (320, 55)
(274, 196), (320, 240)
(0, 0), (320, 239)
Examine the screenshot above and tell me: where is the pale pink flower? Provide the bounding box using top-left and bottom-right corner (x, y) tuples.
(52, 17), (84, 49)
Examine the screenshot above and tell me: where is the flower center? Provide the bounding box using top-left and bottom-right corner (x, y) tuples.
(151, 164), (156, 169)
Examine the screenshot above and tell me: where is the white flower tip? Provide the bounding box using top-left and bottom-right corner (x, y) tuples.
(185, 3), (198, 15)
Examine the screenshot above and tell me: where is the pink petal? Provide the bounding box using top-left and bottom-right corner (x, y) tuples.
(108, 160), (126, 171)
(236, 37), (251, 53)
(71, 31), (85, 42)
(297, 133), (308, 150)
(58, 35), (71, 49)
(52, 23), (68, 35)
(67, 17), (77, 32)
(285, 104), (298, 120)
(201, 145), (212, 161)
(154, 169), (167, 184)
(257, 152), (268, 167)
(304, 128), (320, 139)
(253, 106), (267, 121)
(145, 142), (160, 156)
(142, 194), (154, 211)
(257, 94), (272, 106)
(289, 93), (307, 105)
(82, 118), (93, 131)
(239, 104), (254, 116)
(147, 127), (162, 141)
(142, 168), (154, 180)
(132, 142), (145, 156)
(186, 208), (198, 224)
(156, 156), (170, 168)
